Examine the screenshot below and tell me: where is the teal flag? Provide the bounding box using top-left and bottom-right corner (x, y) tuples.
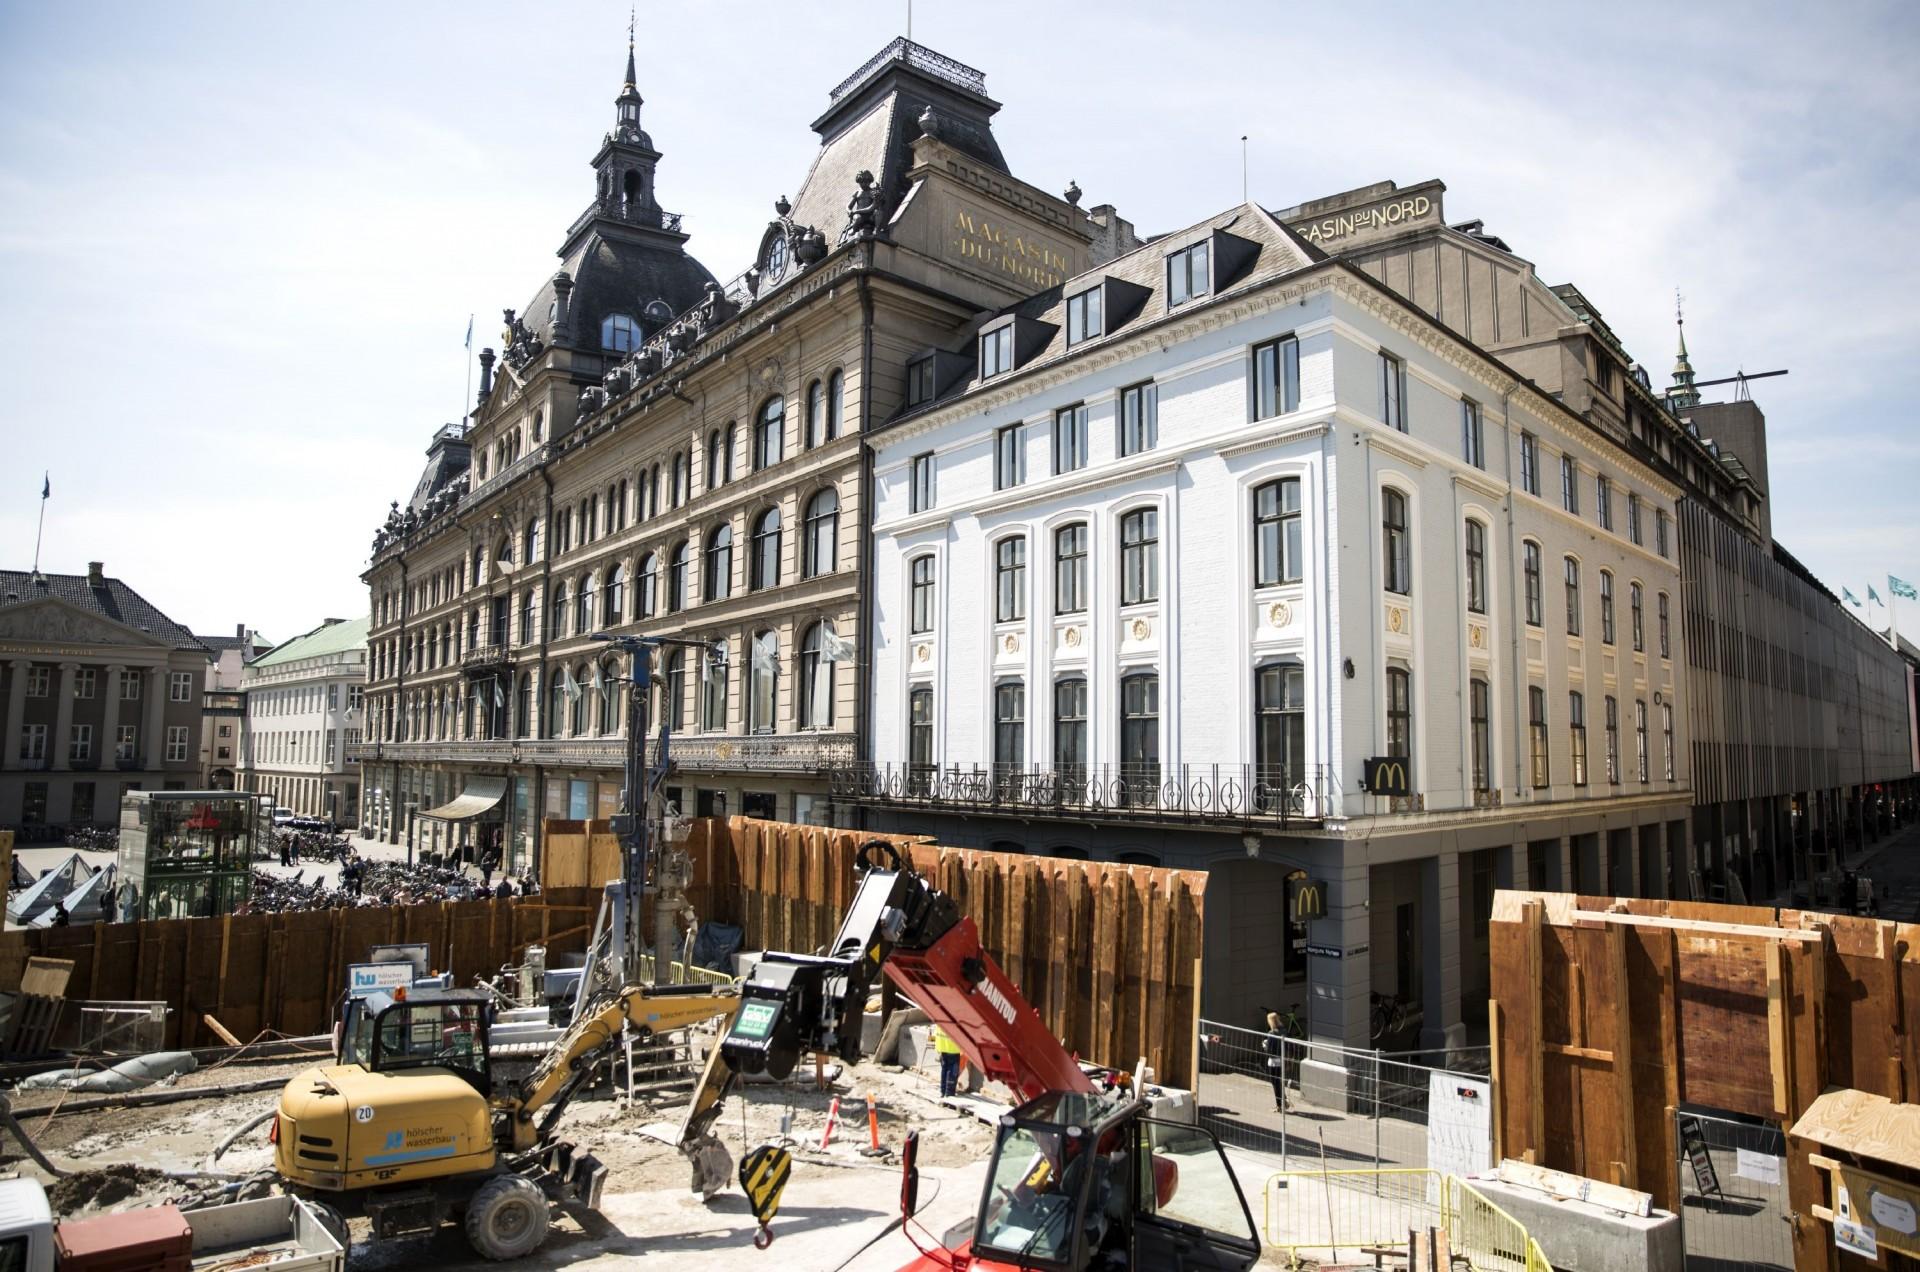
(1892, 575), (1918, 601)
(1843, 588), (1861, 607)
(1870, 585), (1883, 604)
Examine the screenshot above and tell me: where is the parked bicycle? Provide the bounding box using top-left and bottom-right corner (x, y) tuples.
(1370, 992), (1411, 1043)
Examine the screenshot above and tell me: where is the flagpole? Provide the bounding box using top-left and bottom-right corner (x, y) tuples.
(30, 472), (48, 577)
(462, 314), (474, 430)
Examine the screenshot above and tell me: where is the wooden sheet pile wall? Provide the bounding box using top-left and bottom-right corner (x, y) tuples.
(0, 889), (597, 1051)
(1489, 889), (1920, 1271)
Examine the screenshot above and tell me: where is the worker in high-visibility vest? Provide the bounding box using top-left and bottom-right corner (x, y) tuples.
(930, 1024), (962, 1097)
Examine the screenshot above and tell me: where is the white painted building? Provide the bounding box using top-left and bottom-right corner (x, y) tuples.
(238, 616), (368, 824)
(853, 203), (1692, 1055)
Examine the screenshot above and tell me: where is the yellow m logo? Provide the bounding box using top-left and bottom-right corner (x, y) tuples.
(1294, 881), (1324, 920)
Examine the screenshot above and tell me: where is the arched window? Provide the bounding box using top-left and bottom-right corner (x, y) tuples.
(1599, 570), (1615, 645)
(749, 630), (778, 734)
(601, 313), (640, 353)
(707, 430), (724, 490)
(1120, 672), (1160, 789)
(668, 541), (690, 612)
(550, 582), (568, 640)
(1630, 582), (1645, 652)
(825, 370), (843, 444)
(799, 622), (835, 730)
(752, 508), (782, 590)
(637, 553), (658, 618)
(524, 517), (539, 563)
(995, 536), (1026, 623)
(671, 453), (686, 507)
(706, 524), (734, 601)
(516, 673), (533, 737)
(560, 664), (583, 735)
(597, 657), (620, 735)
(1465, 520), (1489, 615)
(663, 650), (686, 731)
(755, 397), (784, 470)
(604, 563), (625, 627)
(649, 465), (661, 517)
(495, 536), (512, 568)
(701, 644), (727, 732)
(576, 573), (596, 632)
(519, 589), (535, 646)
(1522, 541), (1543, 626)
(471, 543), (485, 587)
(723, 423), (737, 483)
(806, 379), (825, 449)
(804, 489), (839, 577)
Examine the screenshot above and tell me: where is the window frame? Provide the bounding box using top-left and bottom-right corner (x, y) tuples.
(1520, 432), (1540, 496)
(1385, 665), (1413, 765)
(1053, 523), (1088, 616)
(1052, 404), (1088, 475)
(1119, 381), (1158, 456)
(1065, 287), (1103, 346)
(1523, 541), (1543, 627)
(1464, 519), (1487, 614)
(1461, 398), (1484, 468)
(1599, 570), (1615, 645)
(1379, 351), (1406, 432)
(909, 555), (937, 635)
(1382, 488), (1411, 595)
(994, 536), (1027, 624)
(754, 397), (785, 471)
(993, 679), (1026, 773)
(909, 453), (935, 514)
(1119, 508), (1159, 606)
(1569, 690), (1588, 787)
(1469, 677), (1492, 794)
(1254, 477), (1303, 589)
(1528, 686), (1549, 789)
(979, 325), (1014, 379)
(1564, 556), (1582, 636)
(1053, 676), (1088, 785)
(1253, 337), (1300, 422)
(994, 424), (1024, 491)
(1165, 240), (1210, 306)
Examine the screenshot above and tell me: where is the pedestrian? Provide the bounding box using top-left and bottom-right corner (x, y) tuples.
(494, 877), (511, 900)
(279, 835), (290, 869)
(931, 1024), (962, 1098)
(478, 848), (495, 890)
(1261, 1011), (1289, 1111)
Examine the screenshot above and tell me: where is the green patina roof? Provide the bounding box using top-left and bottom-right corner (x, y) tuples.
(252, 615), (369, 667)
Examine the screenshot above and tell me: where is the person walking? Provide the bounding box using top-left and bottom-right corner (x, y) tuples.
(279, 834), (290, 869)
(1262, 1011), (1291, 1111)
(931, 1024), (962, 1098)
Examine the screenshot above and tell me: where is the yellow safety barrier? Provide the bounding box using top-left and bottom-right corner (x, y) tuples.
(1265, 1169), (1555, 1271)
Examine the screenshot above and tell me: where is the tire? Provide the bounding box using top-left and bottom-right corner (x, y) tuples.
(464, 1175), (550, 1261)
(307, 1200), (350, 1258)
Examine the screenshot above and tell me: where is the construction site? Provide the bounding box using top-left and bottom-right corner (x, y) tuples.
(4, 808), (1920, 1272)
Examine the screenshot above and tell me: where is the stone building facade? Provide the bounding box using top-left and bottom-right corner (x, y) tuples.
(354, 38), (1127, 870)
(238, 616), (368, 824)
(0, 563), (209, 836)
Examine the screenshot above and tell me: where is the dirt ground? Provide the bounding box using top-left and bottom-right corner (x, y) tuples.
(4, 1044), (1001, 1268)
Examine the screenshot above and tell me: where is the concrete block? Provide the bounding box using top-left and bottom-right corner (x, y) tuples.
(1466, 1177), (1681, 1272)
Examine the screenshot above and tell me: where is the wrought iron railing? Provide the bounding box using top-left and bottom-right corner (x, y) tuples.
(829, 38), (988, 101)
(460, 640), (513, 672)
(466, 442), (549, 502)
(828, 762), (1325, 827)
(349, 731), (855, 774)
(565, 198), (685, 241)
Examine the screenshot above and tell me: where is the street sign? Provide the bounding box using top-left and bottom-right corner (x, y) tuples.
(1305, 944), (1343, 959)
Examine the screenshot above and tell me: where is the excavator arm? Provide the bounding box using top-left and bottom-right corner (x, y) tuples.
(505, 983), (736, 1151)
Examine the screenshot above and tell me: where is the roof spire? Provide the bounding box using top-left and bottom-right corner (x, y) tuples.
(1669, 287), (1700, 410)
(624, 6), (637, 91)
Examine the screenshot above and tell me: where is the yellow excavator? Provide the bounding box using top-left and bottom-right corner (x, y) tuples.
(273, 979), (736, 1260)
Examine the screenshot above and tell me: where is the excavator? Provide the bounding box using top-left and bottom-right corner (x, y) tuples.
(272, 976), (737, 1259)
(684, 840), (1265, 1270)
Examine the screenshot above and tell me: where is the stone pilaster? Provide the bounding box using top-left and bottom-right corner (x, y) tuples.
(144, 666), (167, 769)
(101, 665), (124, 767)
(51, 663), (78, 770)
(2, 660), (30, 771)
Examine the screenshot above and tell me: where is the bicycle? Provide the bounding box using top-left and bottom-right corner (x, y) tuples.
(1369, 992), (1409, 1043)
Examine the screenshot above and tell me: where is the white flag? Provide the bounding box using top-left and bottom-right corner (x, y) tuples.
(561, 666), (581, 702)
(493, 679), (505, 708)
(702, 650), (724, 685)
(821, 626), (856, 663)
(591, 661), (605, 694)
(752, 638), (777, 677)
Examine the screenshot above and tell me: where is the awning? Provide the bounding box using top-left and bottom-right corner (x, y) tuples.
(418, 777), (507, 822)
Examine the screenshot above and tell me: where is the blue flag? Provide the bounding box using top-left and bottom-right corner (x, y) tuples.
(1843, 587), (1861, 607)
(1893, 576), (1918, 601)
(464, 314), (474, 351)
(40, 473), (49, 499)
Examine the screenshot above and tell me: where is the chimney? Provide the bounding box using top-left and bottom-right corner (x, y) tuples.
(87, 561), (105, 587)
(477, 348), (496, 403)
(551, 271), (575, 345)
(235, 622), (246, 639)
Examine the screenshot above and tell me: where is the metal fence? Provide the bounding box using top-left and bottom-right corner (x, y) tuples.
(1264, 1168), (1553, 1270)
(1198, 1019), (1490, 1173)
(1675, 1108), (1792, 1272)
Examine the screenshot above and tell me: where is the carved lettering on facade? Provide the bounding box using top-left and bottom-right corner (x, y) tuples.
(1298, 195), (1434, 245)
(950, 208), (1068, 289)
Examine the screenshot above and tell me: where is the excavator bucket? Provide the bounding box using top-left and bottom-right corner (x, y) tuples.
(685, 1135), (733, 1201)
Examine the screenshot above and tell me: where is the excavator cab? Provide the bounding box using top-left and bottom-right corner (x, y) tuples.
(357, 991), (493, 1095)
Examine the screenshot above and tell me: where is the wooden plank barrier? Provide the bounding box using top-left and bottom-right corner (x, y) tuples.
(1488, 888), (1920, 1272)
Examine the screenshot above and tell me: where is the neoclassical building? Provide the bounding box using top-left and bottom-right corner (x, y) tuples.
(0, 563), (210, 836)
(238, 616), (368, 824)
(356, 38), (1132, 869)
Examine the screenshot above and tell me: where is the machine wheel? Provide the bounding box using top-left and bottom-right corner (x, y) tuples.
(464, 1175), (550, 1261)
(308, 1200), (350, 1257)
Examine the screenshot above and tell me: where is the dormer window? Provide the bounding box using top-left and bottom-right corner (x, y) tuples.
(601, 313), (640, 353)
(980, 325), (1014, 379)
(907, 356), (936, 407)
(1065, 287), (1103, 346)
(1167, 241), (1211, 306)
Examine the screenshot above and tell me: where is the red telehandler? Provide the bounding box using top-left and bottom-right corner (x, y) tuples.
(687, 841), (1263, 1270)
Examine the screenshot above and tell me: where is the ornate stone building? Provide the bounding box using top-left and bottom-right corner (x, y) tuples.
(0, 563), (210, 836)
(356, 38), (1131, 869)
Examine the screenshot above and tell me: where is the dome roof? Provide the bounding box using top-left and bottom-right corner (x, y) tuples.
(526, 227), (717, 349)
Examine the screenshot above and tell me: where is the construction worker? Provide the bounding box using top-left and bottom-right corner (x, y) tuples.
(931, 1023), (962, 1097)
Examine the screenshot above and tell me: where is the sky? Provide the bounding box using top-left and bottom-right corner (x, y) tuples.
(2, 0), (1917, 646)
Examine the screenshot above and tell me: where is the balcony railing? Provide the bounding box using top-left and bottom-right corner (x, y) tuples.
(565, 198), (685, 242)
(461, 639), (514, 675)
(828, 762), (1327, 829)
(830, 38), (987, 101)
(350, 732), (855, 774)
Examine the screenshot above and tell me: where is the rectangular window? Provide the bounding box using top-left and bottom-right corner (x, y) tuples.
(1662, 704), (1675, 780)
(1053, 404), (1088, 474)
(1564, 557), (1582, 636)
(1656, 510), (1670, 557)
(1520, 433), (1540, 496)
(1120, 673), (1160, 788)
(73, 668), (95, 699)
(120, 670), (140, 700)
(1255, 663), (1306, 794)
(1053, 678), (1088, 785)
(1561, 455), (1580, 513)
(1464, 519), (1487, 614)
(980, 326), (1014, 378)
(1627, 492), (1643, 545)
(1380, 352), (1405, 432)
(26, 666), (49, 697)
(1605, 695), (1620, 784)
(994, 425), (1024, 490)
(995, 537), (1026, 623)
(1596, 475), (1613, 531)
(1658, 593), (1671, 658)
(907, 357), (936, 406)
(19, 723), (47, 761)
(1254, 479), (1303, 587)
(1065, 287), (1103, 346)
(1054, 524), (1088, 615)
(1523, 542), (1542, 626)
(1119, 381), (1158, 456)
(1600, 571), (1615, 644)
(69, 724), (91, 762)
(1166, 241), (1210, 306)
(1386, 666), (1412, 762)
(908, 687), (935, 780)
(909, 453), (935, 513)
(1469, 678), (1492, 794)
(1253, 337), (1300, 421)
(1630, 583), (1644, 652)
(1120, 509), (1159, 605)
(170, 671), (194, 702)
(1382, 490), (1410, 595)
(1461, 399), (1483, 468)
(71, 781), (94, 824)
(909, 556), (936, 634)
(116, 724), (137, 760)
(165, 726), (189, 763)
(1528, 686), (1549, 789)
(1569, 691), (1588, 787)
(1636, 701), (1649, 782)
(993, 681), (1025, 774)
